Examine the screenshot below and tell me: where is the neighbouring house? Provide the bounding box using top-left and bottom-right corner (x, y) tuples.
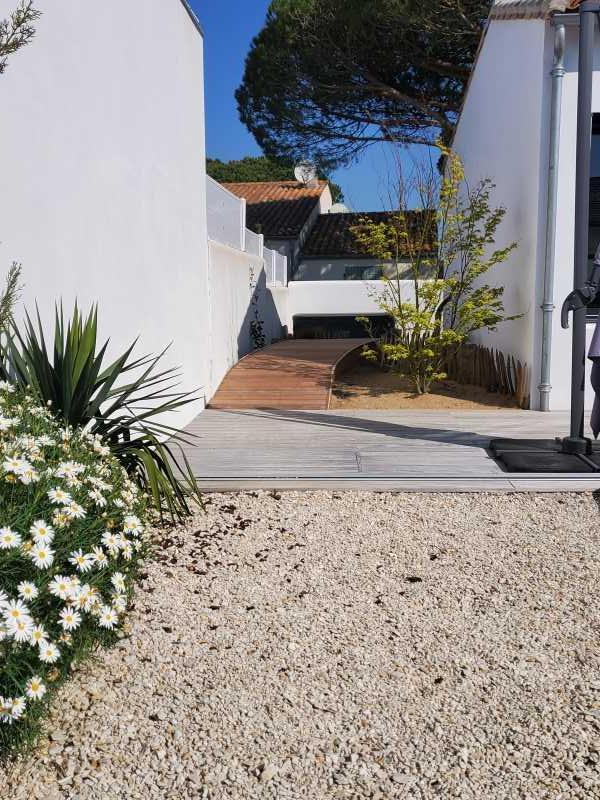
(453, 0), (596, 411)
(223, 180), (333, 278)
(292, 210), (433, 338)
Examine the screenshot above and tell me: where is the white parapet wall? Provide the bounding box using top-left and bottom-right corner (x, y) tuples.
(284, 280), (415, 332)
(207, 240), (285, 398)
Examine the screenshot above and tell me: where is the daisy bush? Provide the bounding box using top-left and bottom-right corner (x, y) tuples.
(0, 382), (149, 758)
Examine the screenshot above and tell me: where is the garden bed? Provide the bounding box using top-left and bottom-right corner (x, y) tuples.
(331, 362), (519, 410)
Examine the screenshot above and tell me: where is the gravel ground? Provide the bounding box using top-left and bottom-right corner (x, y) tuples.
(2, 491), (600, 800)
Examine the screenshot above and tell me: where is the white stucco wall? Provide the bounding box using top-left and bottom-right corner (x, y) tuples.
(0, 0), (209, 424)
(453, 17), (549, 407)
(286, 280), (416, 333)
(207, 241), (285, 396)
(550, 23), (600, 411)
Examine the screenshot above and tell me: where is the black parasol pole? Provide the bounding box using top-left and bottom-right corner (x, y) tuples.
(563, 1), (599, 454)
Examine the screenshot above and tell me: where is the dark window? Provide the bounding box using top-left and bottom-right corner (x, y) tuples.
(342, 265), (384, 281)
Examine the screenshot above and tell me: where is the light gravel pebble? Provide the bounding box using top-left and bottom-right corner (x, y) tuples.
(2, 491), (600, 799)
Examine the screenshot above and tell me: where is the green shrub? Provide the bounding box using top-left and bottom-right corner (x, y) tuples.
(0, 383), (149, 759)
(0, 304), (202, 521)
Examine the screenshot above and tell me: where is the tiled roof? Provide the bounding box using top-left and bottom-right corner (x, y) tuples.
(223, 180), (328, 239)
(490, 0), (577, 19)
(301, 211), (435, 259)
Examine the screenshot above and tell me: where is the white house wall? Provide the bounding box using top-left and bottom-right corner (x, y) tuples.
(551, 23), (600, 411)
(452, 17), (549, 407)
(0, 0), (210, 425)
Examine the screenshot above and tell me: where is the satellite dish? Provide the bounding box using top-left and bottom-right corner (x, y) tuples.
(294, 161), (318, 185)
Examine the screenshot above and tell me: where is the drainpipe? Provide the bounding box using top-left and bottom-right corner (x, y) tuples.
(539, 19), (566, 411)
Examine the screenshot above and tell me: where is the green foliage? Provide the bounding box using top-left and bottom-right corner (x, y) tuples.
(0, 305), (203, 521)
(0, 263), (22, 335)
(352, 150), (518, 394)
(0, 1), (40, 75)
(207, 155), (344, 203)
(0, 385), (149, 759)
(237, 0), (490, 169)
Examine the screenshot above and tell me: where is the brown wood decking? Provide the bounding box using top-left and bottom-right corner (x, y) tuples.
(209, 338), (372, 410)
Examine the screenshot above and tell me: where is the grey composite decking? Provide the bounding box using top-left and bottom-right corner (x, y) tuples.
(182, 408), (600, 492)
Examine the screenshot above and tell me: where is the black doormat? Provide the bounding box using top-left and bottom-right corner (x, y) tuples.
(489, 438), (600, 473)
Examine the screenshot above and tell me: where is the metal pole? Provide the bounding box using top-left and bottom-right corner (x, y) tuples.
(539, 22), (566, 412)
(564, 3), (598, 452)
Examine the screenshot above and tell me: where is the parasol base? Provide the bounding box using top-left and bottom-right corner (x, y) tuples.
(489, 438), (600, 473)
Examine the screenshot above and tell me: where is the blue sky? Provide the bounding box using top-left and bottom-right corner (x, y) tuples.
(191, 0), (399, 211)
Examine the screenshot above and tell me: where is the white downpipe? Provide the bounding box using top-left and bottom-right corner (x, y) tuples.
(538, 21), (566, 411)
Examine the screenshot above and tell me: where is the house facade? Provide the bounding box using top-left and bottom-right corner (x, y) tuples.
(453, 0), (596, 411)
(0, 0), (210, 424)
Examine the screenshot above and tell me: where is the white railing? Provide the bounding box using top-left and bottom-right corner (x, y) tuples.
(206, 175), (288, 288)
(245, 227), (263, 258)
(206, 177), (245, 251)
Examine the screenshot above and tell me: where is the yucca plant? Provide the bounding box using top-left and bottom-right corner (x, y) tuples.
(0, 303), (203, 521)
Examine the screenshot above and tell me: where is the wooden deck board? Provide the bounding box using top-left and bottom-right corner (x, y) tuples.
(209, 338), (372, 410)
(182, 408), (600, 492)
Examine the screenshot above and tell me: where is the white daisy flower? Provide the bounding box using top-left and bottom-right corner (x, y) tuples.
(71, 584), (96, 612)
(69, 549), (95, 573)
(112, 594), (127, 613)
(101, 531), (122, 554)
(55, 460), (85, 479)
(29, 543), (55, 569)
(123, 515), (144, 536)
(29, 624), (48, 647)
(59, 606), (82, 631)
(0, 697), (13, 724)
(2, 456), (28, 473)
(98, 606), (119, 629)
(7, 615), (34, 642)
(17, 581), (39, 601)
(0, 623), (9, 641)
(0, 416), (17, 432)
(91, 546), (108, 567)
(25, 676), (46, 700)
(10, 696), (26, 721)
(30, 520), (55, 544)
(0, 590), (9, 610)
(88, 489), (107, 508)
(0, 528), (22, 549)
(64, 502), (86, 520)
(3, 599), (30, 624)
(39, 642), (60, 663)
(36, 435), (55, 447)
(48, 575), (73, 601)
(47, 488), (72, 505)
(18, 466), (40, 484)
(110, 572), (126, 592)
(121, 542), (133, 561)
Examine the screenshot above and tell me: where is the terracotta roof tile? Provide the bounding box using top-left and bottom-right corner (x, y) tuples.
(301, 211), (435, 259)
(223, 180), (328, 239)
